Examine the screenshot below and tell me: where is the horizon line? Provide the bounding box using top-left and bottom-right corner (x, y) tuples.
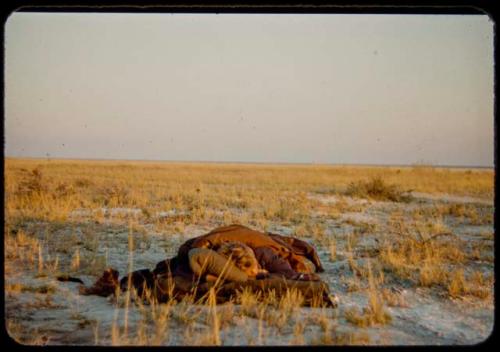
(4, 156), (495, 169)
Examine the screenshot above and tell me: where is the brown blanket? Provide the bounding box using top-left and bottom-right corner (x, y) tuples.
(177, 224), (324, 273)
(78, 225), (335, 307)
(154, 273), (337, 307)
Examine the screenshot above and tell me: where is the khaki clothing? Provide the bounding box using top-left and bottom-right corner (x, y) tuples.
(178, 224), (324, 273)
(188, 248), (249, 283)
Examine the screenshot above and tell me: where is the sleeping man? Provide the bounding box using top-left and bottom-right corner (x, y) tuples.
(77, 225), (338, 307)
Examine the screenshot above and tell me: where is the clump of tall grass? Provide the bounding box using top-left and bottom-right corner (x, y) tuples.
(447, 269), (492, 300)
(345, 176), (412, 202)
(381, 288), (408, 308)
(98, 184), (130, 207)
(344, 261), (392, 327)
(328, 239), (337, 262)
(16, 167), (45, 196)
(5, 283), (57, 295)
(379, 231), (464, 287)
(378, 218), (494, 300)
(54, 182), (76, 198)
(4, 229), (41, 272)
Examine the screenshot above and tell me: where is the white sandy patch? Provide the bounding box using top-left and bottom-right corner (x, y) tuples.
(70, 207), (193, 220)
(307, 194), (370, 206)
(411, 192), (493, 206)
(70, 207), (142, 217)
(340, 212), (378, 224)
(156, 209), (190, 218)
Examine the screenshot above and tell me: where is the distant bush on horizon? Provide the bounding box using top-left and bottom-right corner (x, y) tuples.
(345, 176), (413, 203)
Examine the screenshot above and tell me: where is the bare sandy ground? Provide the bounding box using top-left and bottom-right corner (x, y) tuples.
(5, 193), (494, 345)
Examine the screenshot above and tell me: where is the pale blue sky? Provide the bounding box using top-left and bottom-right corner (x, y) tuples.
(4, 13), (494, 166)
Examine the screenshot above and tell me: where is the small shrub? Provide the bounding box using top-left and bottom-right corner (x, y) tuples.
(55, 182), (76, 197)
(74, 178), (93, 188)
(345, 176), (412, 202)
(418, 262), (447, 287)
(16, 167), (45, 196)
(99, 184), (129, 206)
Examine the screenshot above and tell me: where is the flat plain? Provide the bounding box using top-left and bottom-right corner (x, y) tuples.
(4, 158), (494, 345)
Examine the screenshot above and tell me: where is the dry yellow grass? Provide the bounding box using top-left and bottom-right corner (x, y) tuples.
(4, 158), (493, 226)
(379, 214), (493, 300)
(328, 239), (337, 262)
(380, 232), (463, 284)
(447, 269), (493, 300)
(411, 203), (494, 226)
(4, 158), (494, 345)
(344, 262), (392, 327)
(381, 288), (408, 308)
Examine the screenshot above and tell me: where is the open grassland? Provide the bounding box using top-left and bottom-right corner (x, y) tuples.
(4, 158), (494, 345)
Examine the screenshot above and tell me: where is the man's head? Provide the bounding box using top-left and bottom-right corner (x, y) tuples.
(217, 241), (261, 277)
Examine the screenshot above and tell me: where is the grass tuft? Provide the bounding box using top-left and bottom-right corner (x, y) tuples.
(345, 176), (412, 202)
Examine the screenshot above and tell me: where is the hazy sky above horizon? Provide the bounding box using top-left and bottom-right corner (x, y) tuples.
(5, 13), (494, 166)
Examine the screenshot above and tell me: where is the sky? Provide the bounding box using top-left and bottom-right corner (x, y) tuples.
(4, 13), (495, 167)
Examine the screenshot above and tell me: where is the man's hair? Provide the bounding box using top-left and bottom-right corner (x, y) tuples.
(216, 241), (259, 273)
